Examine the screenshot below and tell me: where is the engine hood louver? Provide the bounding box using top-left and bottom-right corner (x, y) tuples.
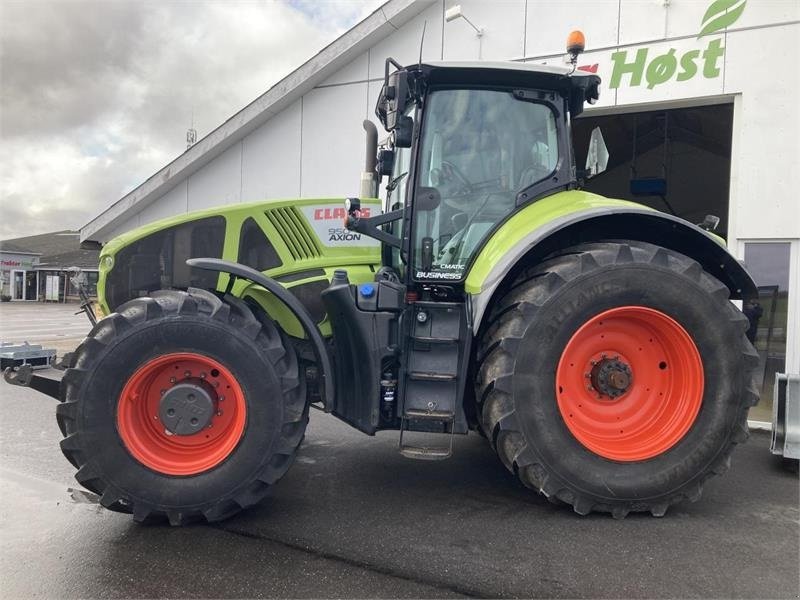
(265, 207), (321, 261)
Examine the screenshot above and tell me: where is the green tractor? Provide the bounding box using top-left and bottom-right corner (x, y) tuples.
(16, 38), (760, 524)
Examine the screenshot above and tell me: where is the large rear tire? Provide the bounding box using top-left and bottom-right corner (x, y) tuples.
(57, 288), (307, 525)
(476, 241), (759, 517)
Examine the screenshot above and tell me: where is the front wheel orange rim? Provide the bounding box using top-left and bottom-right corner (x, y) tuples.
(556, 306), (704, 462)
(117, 353), (247, 475)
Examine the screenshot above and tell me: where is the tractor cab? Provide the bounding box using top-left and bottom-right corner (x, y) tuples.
(324, 56), (603, 456)
(351, 58), (601, 287)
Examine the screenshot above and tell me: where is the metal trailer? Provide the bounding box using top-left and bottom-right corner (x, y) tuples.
(0, 343), (56, 370)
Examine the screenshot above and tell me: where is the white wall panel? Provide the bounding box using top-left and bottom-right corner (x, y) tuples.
(664, 0), (715, 39)
(241, 100), (302, 201)
(526, 0), (618, 58)
(137, 181), (188, 225)
(186, 143), (242, 211)
(442, 0), (525, 61)
(724, 24), (799, 240)
(104, 222), (137, 242)
(301, 83), (369, 198)
(619, 0), (711, 46)
(323, 51), (370, 85)
(368, 2), (443, 79)
(618, 0), (667, 46)
(734, 0), (799, 29)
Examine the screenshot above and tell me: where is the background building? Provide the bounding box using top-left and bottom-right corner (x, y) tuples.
(0, 245), (40, 301)
(0, 231), (100, 302)
(79, 0), (798, 422)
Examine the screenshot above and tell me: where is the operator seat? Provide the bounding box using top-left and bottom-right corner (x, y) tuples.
(517, 141), (552, 190)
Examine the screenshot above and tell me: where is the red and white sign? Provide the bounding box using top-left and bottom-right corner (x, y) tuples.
(311, 207), (372, 221)
(300, 204), (380, 248)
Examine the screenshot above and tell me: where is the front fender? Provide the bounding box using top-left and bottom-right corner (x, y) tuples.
(466, 191), (756, 333)
(187, 258), (335, 411)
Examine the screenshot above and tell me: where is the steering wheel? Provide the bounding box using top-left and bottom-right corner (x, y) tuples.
(430, 161), (473, 197)
(440, 161), (472, 188)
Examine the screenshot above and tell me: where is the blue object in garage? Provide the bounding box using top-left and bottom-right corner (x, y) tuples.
(630, 177), (667, 196)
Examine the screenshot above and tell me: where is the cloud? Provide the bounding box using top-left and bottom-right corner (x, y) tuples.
(0, 0), (384, 240)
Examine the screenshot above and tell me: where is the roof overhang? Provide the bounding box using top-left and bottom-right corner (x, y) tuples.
(0, 249), (41, 256)
(81, 0), (436, 243)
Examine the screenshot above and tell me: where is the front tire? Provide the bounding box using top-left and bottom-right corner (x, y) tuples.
(476, 241), (759, 517)
(57, 288), (307, 525)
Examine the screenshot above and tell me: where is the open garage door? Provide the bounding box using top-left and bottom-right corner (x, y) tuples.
(573, 102), (733, 240)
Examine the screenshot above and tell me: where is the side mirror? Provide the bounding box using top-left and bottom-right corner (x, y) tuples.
(697, 214), (720, 232)
(385, 70), (408, 130)
(392, 115), (413, 148)
(585, 127), (609, 177)
(376, 148), (395, 179)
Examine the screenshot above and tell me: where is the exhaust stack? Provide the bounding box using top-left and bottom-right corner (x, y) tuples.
(360, 120), (378, 198)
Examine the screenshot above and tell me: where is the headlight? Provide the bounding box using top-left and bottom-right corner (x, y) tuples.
(101, 255), (114, 269)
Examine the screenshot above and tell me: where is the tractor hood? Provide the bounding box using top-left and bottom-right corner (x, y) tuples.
(96, 197), (381, 316)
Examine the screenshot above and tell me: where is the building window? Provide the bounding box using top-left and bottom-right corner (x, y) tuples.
(742, 242), (792, 422)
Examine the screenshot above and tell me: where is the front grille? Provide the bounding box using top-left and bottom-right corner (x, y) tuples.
(265, 207), (321, 261)
(105, 216), (225, 310)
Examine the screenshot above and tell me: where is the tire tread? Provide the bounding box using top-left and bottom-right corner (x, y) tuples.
(58, 289), (306, 525)
(476, 240), (759, 517)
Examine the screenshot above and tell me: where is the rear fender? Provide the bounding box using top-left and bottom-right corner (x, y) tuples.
(467, 208), (757, 333)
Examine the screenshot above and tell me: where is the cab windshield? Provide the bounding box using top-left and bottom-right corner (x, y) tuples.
(412, 88), (559, 280)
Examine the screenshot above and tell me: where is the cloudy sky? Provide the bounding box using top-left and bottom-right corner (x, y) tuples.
(0, 0), (384, 240)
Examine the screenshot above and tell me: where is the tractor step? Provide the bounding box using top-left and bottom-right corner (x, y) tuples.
(405, 408), (455, 420)
(408, 371), (457, 381)
(399, 445), (452, 460)
(400, 300), (471, 455)
(411, 335), (459, 343)
(399, 409), (455, 460)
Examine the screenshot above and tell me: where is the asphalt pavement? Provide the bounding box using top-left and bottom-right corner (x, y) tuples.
(0, 301), (92, 356)
(0, 302), (798, 598)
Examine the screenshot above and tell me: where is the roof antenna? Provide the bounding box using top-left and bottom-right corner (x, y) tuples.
(186, 107), (197, 150)
(418, 20), (427, 67)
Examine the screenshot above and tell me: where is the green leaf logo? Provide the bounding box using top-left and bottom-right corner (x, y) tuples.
(698, 0), (747, 37)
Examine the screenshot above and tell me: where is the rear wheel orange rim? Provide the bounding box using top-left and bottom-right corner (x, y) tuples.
(117, 353), (246, 475)
(556, 306), (704, 461)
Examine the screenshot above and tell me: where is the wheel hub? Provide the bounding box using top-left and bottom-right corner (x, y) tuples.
(118, 353), (247, 475)
(590, 357), (633, 399)
(556, 306), (704, 461)
(159, 380), (217, 435)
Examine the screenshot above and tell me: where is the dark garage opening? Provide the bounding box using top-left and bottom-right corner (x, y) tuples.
(573, 103), (734, 239)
